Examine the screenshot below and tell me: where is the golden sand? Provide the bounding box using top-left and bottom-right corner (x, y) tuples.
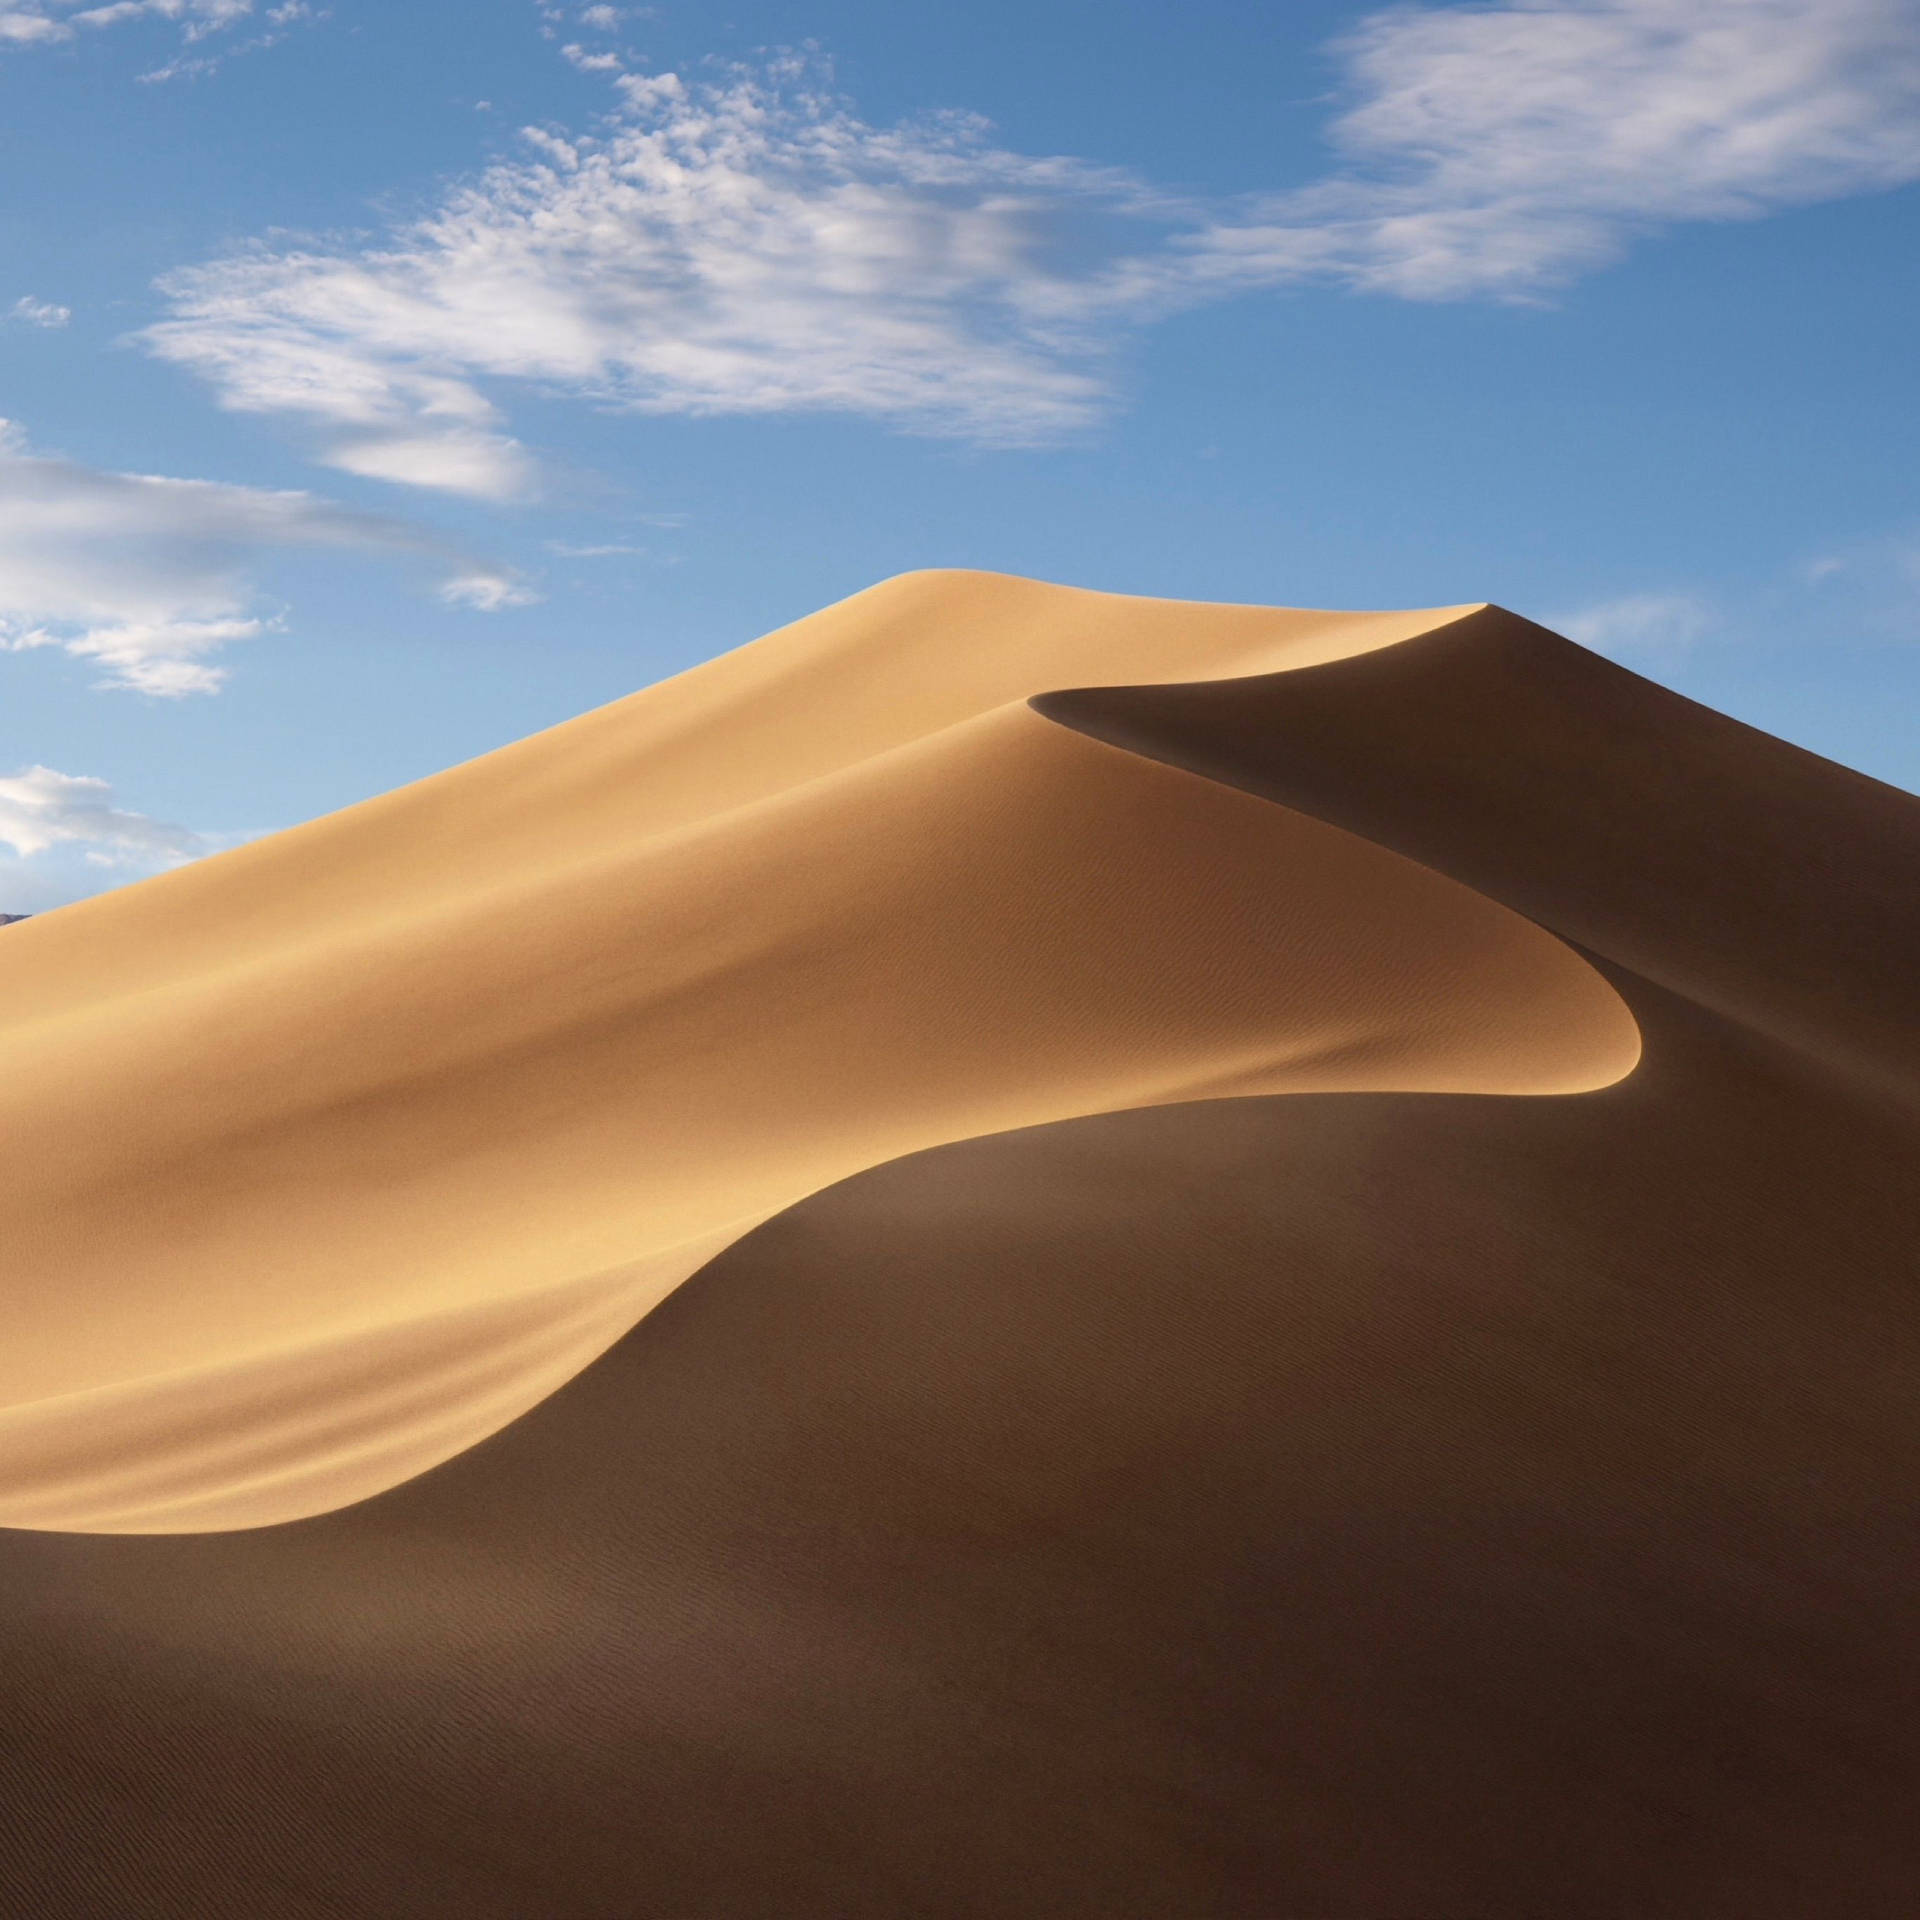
(0, 573), (1638, 1530)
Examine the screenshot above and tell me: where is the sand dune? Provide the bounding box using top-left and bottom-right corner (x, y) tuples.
(1, 575), (1915, 1916)
(0, 574), (1635, 1531)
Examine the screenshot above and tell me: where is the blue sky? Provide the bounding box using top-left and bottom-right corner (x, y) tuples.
(3, 0), (1917, 909)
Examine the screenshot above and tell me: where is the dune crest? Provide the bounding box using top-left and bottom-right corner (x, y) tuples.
(0, 573), (1638, 1532)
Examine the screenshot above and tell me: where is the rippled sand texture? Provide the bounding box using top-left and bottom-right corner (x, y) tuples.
(2, 576), (1916, 1918)
(0, 574), (1636, 1531)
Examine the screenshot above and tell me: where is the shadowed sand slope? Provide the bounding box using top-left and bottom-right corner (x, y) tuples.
(0, 576), (1634, 1532)
(1, 576), (1916, 1917)
(1037, 603), (1918, 1098)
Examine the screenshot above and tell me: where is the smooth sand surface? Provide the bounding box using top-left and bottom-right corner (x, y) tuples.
(1, 580), (1915, 1915)
(0, 574), (1635, 1531)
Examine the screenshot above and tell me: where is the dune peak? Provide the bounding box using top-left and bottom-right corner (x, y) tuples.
(0, 574), (1635, 1532)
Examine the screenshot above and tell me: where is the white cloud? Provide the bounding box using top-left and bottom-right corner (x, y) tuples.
(8, 296), (70, 327)
(438, 569), (538, 611)
(1186, 0), (1920, 300)
(142, 5), (1920, 471)
(1793, 526), (1920, 640)
(142, 58), (1167, 480)
(0, 0), (254, 51)
(1559, 592), (1717, 656)
(135, 0), (314, 81)
(560, 41), (621, 72)
(0, 419), (530, 695)
(0, 0), (319, 80)
(0, 764), (205, 862)
(578, 5), (623, 28)
(325, 428), (534, 501)
(0, 764), (217, 914)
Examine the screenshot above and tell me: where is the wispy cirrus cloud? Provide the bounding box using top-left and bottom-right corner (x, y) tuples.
(0, 420), (531, 696)
(0, 764), (213, 914)
(1556, 520), (1920, 665)
(1558, 591), (1718, 658)
(136, 0), (316, 84)
(1797, 527), (1920, 642)
(1183, 0), (1920, 301)
(0, 0), (316, 79)
(0, 763), (205, 862)
(8, 296), (70, 327)
(141, 1), (1920, 482)
(1, 0), (248, 50)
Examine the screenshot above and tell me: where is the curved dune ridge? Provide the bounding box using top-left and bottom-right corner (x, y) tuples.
(0, 572), (1640, 1533)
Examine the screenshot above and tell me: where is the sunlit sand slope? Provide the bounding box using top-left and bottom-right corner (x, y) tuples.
(0, 574), (1636, 1532)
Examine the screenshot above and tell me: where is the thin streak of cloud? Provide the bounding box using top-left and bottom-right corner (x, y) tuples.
(438, 570), (538, 611)
(1, 0), (253, 52)
(1559, 592), (1717, 658)
(0, 0), (321, 79)
(8, 296), (71, 328)
(0, 419), (532, 696)
(1790, 527), (1920, 641)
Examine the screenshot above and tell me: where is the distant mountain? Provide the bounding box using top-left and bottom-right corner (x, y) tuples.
(0, 914), (29, 926)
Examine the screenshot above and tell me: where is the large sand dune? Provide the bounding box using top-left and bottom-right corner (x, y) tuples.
(0, 574), (1635, 1532)
(1, 574), (1915, 1915)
